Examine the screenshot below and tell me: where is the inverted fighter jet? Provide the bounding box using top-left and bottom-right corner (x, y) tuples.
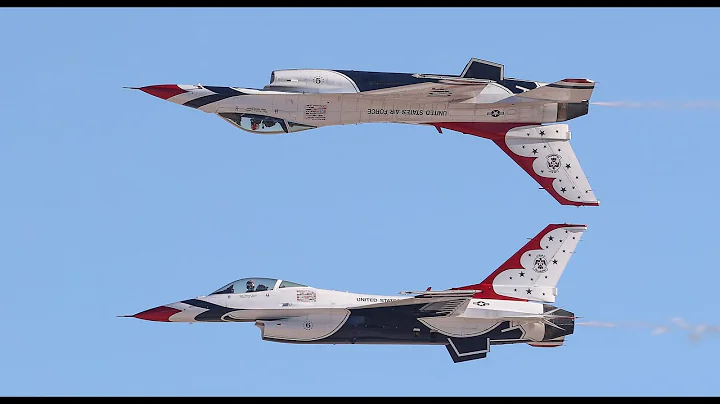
(130, 58), (598, 206)
(122, 223), (586, 363)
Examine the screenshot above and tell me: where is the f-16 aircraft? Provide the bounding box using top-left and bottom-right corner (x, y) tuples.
(129, 58), (598, 206)
(123, 223), (586, 363)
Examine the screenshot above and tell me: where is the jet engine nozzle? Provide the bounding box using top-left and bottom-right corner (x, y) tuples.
(542, 307), (576, 340)
(556, 100), (589, 121)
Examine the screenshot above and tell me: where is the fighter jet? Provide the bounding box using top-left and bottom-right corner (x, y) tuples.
(129, 58), (598, 206)
(122, 223), (586, 363)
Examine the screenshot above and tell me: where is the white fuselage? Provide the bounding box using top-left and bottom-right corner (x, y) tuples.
(169, 286), (542, 320)
(171, 84), (559, 129)
(164, 286), (550, 343)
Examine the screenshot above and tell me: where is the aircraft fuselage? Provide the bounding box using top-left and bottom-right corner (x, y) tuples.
(171, 84), (583, 131)
(131, 60), (598, 207)
(143, 286), (571, 351)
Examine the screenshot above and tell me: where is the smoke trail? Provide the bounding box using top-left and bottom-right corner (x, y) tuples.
(651, 326), (669, 336)
(591, 100), (720, 109)
(576, 321), (617, 328)
(671, 317), (690, 329)
(577, 317), (720, 342)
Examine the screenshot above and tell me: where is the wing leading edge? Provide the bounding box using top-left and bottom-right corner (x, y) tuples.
(354, 294), (473, 317)
(357, 80), (490, 102)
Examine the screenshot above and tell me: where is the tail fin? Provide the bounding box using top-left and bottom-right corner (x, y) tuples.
(506, 78), (595, 104)
(454, 223), (587, 303)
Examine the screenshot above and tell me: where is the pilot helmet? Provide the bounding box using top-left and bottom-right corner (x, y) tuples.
(246, 280), (255, 290)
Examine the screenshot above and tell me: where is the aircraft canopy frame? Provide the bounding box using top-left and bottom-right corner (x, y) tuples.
(210, 277), (308, 295)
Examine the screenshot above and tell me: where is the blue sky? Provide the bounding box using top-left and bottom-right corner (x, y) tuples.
(1, 7), (719, 396)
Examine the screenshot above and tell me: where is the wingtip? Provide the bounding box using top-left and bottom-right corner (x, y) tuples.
(123, 86), (140, 90)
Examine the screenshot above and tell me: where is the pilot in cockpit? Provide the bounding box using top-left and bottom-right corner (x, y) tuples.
(246, 279), (255, 293)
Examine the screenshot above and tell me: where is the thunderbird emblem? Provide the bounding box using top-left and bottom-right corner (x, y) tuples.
(533, 254), (548, 273)
(546, 154), (562, 173)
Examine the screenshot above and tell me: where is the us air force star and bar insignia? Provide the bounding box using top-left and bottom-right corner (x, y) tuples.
(488, 109), (505, 117)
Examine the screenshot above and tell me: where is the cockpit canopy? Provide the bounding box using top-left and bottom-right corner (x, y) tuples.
(218, 113), (316, 135)
(210, 277), (308, 295)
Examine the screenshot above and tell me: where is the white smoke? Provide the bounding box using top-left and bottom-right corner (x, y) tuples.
(651, 326), (669, 336)
(576, 321), (617, 328)
(671, 317), (690, 329)
(591, 100), (720, 109)
(577, 317), (720, 342)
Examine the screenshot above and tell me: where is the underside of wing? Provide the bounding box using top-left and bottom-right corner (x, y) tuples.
(358, 81), (490, 102)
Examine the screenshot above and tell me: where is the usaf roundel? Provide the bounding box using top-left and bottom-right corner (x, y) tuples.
(533, 254), (548, 273)
(546, 154), (562, 173)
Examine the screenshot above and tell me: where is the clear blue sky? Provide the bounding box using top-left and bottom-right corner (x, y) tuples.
(1, 7), (718, 396)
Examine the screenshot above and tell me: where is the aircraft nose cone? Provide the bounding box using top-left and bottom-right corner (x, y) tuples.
(132, 305), (182, 322)
(137, 84), (187, 100)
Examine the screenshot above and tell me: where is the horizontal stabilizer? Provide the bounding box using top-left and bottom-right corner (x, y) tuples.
(502, 78), (595, 104)
(528, 338), (565, 348)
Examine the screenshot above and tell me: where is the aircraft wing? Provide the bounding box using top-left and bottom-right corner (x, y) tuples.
(352, 291), (475, 317)
(358, 80), (490, 102)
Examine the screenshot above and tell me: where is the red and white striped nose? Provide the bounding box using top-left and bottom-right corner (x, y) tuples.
(136, 84), (188, 100)
(128, 305), (181, 322)
(127, 84), (216, 108)
(120, 301), (206, 323)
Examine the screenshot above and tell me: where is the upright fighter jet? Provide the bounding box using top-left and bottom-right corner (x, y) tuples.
(122, 223), (586, 363)
(130, 58), (598, 206)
